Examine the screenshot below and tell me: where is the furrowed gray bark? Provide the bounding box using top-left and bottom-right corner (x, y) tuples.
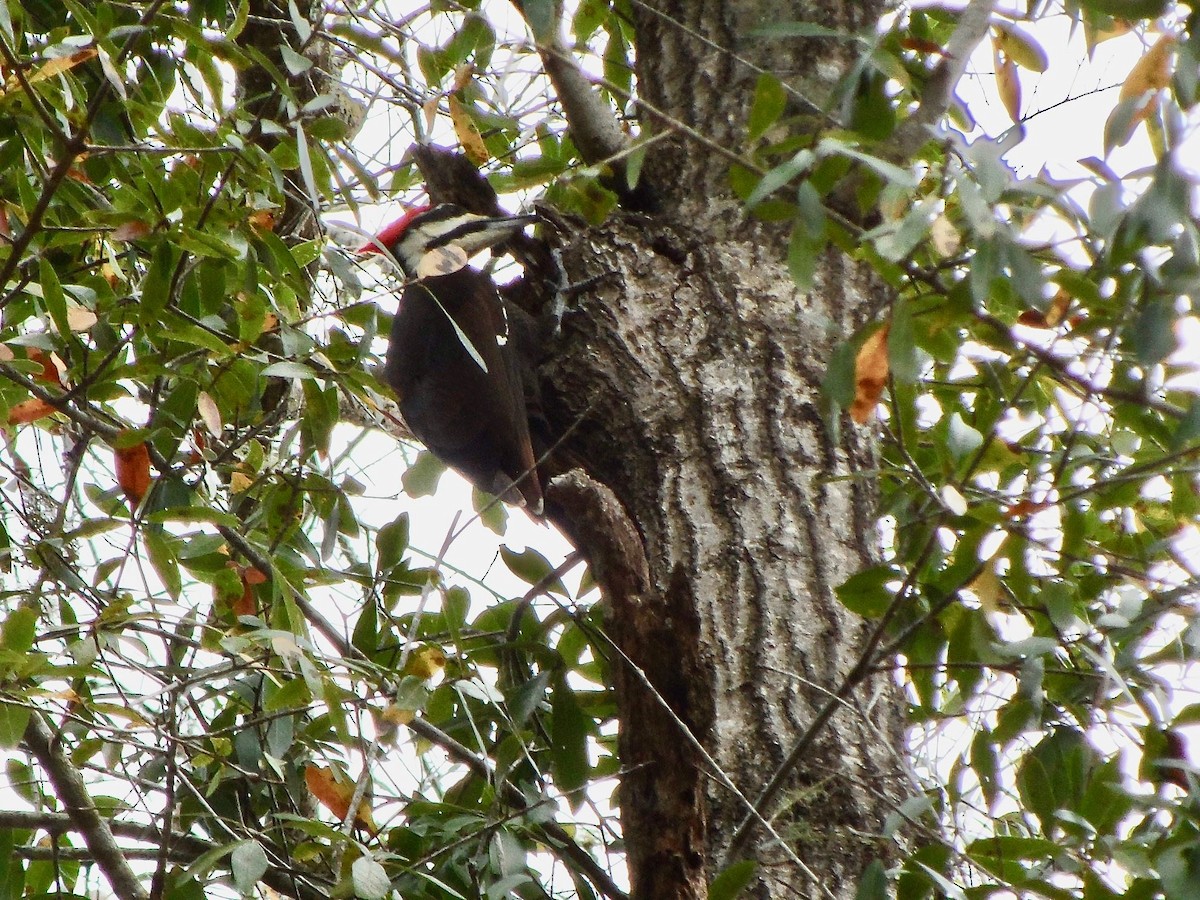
(538, 2), (909, 897)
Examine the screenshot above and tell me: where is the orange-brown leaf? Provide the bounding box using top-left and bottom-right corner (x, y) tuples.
(7, 397), (56, 425)
(305, 765), (352, 820)
(247, 209), (275, 232)
(19, 49), (98, 90)
(112, 220), (152, 242)
(304, 765), (377, 831)
(1120, 34), (1176, 103)
(26, 349), (63, 387)
(1003, 498), (1050, 519)
(900, 36), (946, 56)
(114, 441), (152, 504)
(851, 323), (890, 424)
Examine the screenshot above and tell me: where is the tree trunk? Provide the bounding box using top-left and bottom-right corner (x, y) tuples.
(541, 2), (907, 897)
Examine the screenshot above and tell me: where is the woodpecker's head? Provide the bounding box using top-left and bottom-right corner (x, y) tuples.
(361, 203), (537, 276)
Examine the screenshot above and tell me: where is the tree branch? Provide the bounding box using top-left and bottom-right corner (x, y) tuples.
(894, 0), (998, 156)
(22, 714), (150, 900)
(508, 1), (655, 210)
(0, 808), (332, 900)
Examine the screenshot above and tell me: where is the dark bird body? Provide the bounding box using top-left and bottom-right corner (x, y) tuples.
(364, 204), (543, 512)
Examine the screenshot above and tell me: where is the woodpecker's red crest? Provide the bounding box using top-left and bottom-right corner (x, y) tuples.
(366, 204), (543, 513)
(363, 204), (537, 275)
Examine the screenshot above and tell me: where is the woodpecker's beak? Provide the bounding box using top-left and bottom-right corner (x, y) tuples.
(443, 212), (538, 257)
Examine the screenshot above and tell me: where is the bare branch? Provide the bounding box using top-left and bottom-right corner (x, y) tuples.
(894, 0), (999, 156)
(0, 808), (332, 900)
(22, 714), (150, 900)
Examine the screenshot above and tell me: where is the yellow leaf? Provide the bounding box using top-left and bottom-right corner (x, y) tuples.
(403, 645), (446, 680)
(9, 48), (98, 93)
(448, 94), (489, 165)
(993, 39), (1022, 125)
(993, 24), (1048, 73)
(969, 566), (1005, 613)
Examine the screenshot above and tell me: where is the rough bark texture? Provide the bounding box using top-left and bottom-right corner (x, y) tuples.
(538, 2), (907, 898)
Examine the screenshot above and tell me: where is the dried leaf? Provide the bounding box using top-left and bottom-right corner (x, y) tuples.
(900, 36), (946, 56)
(448, 94), (489, 165)
(930, 215), (961, 257)
(1120, 34), (1175, 102)
(14, 48), (98, 91)
(7, 398), (56, 425)
(197, 391), (222, 435)
(851, 323), (889, 424)
(304, 765), (377, 831)
(421, 96), (439, 136)
(1118, 34), (1175, 133)
(451, 63), (475, 93)
(228, 563), (266, 618)
(65, 306), (97, 332)
(26, 348), (64, 386)
(114, 441), (152, 504)
(247, 209), (275, 232)
(1004, 498), (1051, 518)
(112, 220), (151, 242)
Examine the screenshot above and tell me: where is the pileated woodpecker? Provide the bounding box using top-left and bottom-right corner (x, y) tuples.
(362, 203), (544, 513)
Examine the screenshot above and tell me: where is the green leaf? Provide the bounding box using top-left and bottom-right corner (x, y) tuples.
(1016, 727), (1094, 830)
(144, 529), (182, 601)
(747, 74), (787, 143)
(709, 860), (757, 900)
(1130, 298), (1176, 364)
(745, 151), (814, 209)
(507, 670), (552, 726)
(39, 258), (69, 338)
(265, 677), (311, 712)
(821, 339), (856, 410)
(836, 565), (898, 618)
(401, 451), (445, 498)
(231, 840), (268, 895)
(139, 241), (176, 323)
(523, 0), (555, 42)
(550, 682), (589, 802)
(1, 607), (36, 653)
(0, 703), (31, 749)
(500, 546), (567, 595)
(854, 860), (888, 900)
(377, 513), (410, 571)
(888, 298), (918, 383)
(945, 413), (983, 460)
